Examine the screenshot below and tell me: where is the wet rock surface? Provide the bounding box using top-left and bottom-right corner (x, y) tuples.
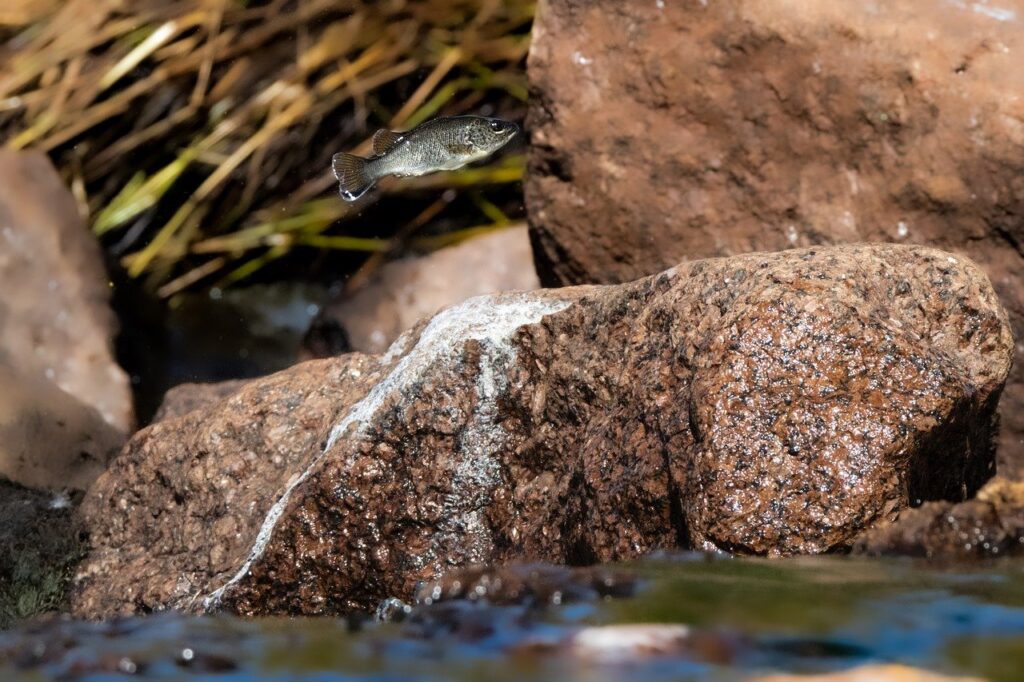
(0, 151), (133, 490)
(74, 356), (381, 617)
(73, 245), (1011, 618)
(411, 562), (637, 609)
(526, 0), (1024, 474)
(853, 476), (1024, 559)
(302, 226), (540, 357)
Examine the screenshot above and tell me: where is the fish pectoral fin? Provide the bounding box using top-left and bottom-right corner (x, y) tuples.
(332, 152), (374, 201)
(444, 142), (476, 156)
(371, 129), (403, 156)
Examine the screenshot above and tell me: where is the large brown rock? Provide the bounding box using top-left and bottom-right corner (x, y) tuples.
(73, 245), (1011, 618)
(0, 150), (132, 490)
(525, 0), (1024, 473)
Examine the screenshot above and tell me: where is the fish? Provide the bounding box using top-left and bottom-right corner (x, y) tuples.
(331, 115), (519, 201)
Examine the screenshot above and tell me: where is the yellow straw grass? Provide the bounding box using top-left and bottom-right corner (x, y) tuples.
(1, 0), (533, 294)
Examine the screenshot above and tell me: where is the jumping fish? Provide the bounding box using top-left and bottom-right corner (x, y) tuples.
(332, 115), (519, 201)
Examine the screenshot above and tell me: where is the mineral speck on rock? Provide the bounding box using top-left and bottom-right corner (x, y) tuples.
(73, 245), (1012, 618)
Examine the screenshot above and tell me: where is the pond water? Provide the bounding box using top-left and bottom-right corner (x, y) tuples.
(3, 554), (1024, 680)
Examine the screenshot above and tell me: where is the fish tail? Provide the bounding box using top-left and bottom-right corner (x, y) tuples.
(332, 153), (375, 201)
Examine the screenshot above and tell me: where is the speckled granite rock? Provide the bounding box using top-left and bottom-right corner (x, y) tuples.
(0, 150), (132, 490)
(526, 0), (1024, 476)
(853, 477), (1024, 559)
(73, 245), (1011, 618)
(74, 356), (380, 616)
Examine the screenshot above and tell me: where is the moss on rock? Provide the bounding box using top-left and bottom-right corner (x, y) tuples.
(0, 478), (84, 629)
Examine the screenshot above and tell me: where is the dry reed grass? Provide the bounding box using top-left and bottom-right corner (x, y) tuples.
(0, 0), (532, 295)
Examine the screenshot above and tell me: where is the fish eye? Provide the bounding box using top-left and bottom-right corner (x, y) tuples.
(488, 120), (504, 132)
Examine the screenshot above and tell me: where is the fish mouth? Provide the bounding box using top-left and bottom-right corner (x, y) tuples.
(493, 124), (522, 155)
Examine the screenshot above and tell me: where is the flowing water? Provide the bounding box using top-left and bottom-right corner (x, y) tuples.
(3, 554), (1024, 680)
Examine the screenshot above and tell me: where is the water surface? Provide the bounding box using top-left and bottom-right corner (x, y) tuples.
(3, 555), (1023, 681)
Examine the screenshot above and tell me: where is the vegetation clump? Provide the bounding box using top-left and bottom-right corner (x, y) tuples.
(0, 479), (84, 630)
(0, 0), (533, 295)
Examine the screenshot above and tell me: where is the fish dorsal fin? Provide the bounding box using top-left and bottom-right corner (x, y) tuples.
(372, 129), (403, 155)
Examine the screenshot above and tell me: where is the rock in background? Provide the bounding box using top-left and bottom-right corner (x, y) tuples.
(150, 379), (251, 423)
(73, 245), (1011, 618)
(854, 476), (1024, 559)
(0, 151), (132, 490)
(526, 0), (1024, 473)
(302, 226), (540, 357)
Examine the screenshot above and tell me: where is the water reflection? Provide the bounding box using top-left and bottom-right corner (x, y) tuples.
(2, 555), (1023, 681)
